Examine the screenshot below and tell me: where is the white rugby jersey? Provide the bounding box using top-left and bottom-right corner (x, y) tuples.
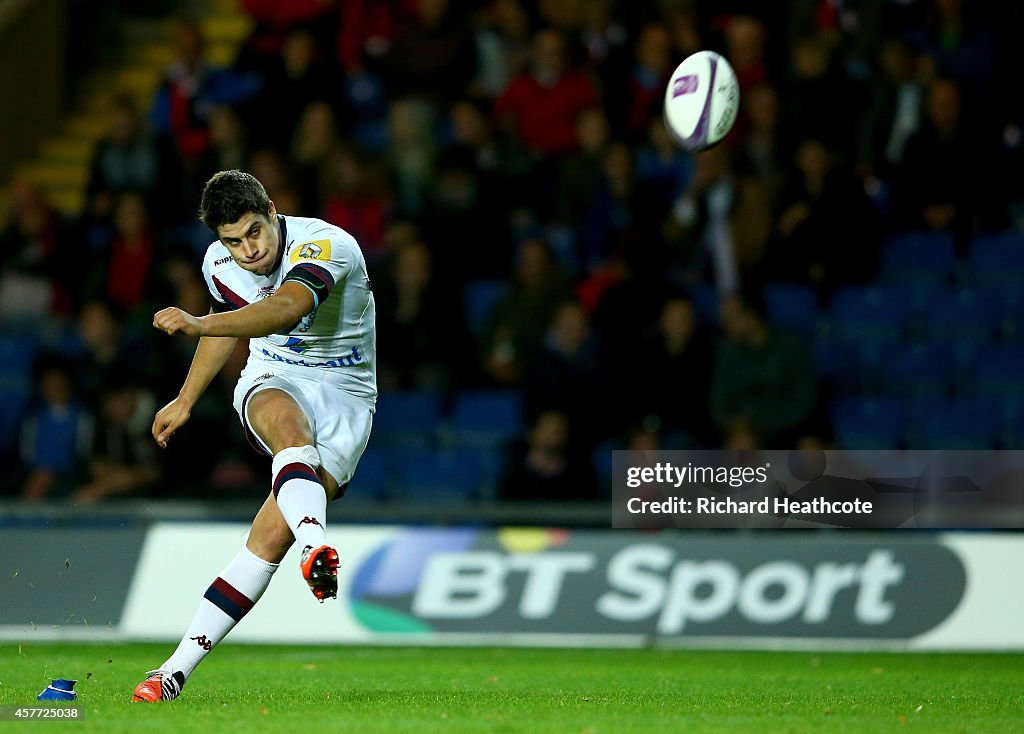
(201, 214), (377, 402)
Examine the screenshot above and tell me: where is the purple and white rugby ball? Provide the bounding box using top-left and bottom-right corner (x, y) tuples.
(664, 50), (740, 152)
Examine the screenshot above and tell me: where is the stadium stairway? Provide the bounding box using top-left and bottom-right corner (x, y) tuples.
(0, 0), (251, 223)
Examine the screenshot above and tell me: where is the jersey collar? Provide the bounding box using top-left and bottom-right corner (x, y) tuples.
(268, 214), (288, 275)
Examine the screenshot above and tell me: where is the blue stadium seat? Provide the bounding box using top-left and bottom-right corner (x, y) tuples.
(909, 397), (1002, 449)
(349, 446), (393, 500)
(372, 391), (443, 447)
(971, 346), (1024, 446)
(992, 286), (1024, 343)
(972, 346), (1024, 396)
(828, 285), (912, 341)
(463, 280), (506, 335)
(450, 390), (522, 447)
(814, 334), (864, 393)
(832, 397), (909, 449)
(968, 231), (1024, 287)
(763, 283), (818, 336)
(880, 231), (957, 286)
(396, 446), (484, 502)
(919, 288), (1002, 345)
(0, 333), (38, 390)
(880, 342), (954, 398)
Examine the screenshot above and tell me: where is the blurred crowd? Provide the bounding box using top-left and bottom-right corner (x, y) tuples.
(2, 0), (1023, 504)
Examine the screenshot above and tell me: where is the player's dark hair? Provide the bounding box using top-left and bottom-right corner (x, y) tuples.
(199, 170), (272, 233)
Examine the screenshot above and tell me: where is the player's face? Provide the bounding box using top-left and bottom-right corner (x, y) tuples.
(217, 202), (280, 276)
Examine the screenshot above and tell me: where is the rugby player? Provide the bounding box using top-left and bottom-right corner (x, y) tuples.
(132, 170), (376, 702)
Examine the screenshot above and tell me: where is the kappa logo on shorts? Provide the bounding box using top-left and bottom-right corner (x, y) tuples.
(290, 239), (332, 264)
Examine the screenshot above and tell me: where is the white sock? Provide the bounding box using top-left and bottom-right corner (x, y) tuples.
(272, 445), (329, 550)
(163, 546), (278, 679)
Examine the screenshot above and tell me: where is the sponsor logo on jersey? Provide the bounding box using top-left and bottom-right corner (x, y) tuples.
(290, 239), (332, 264)
(283, 337), (313, 354)
(259, 345), (364, 368)
(214, 256), (232, 266)
(256, 286), (275, 300)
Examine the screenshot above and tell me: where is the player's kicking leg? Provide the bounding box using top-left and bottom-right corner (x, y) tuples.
(133, 388), (340, 702)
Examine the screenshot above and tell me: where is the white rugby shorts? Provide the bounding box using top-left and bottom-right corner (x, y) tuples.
(232, 363), (374, 496)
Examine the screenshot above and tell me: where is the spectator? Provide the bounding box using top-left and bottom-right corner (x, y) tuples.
(321, 145), (392, 265)
(858, 37), (926, 180)
(577, 0), (629, 78)
(522, 299), (604, 447)
(480, 238), (572, 385)
(385, 0), (478, 106)
(734, 84), (785, 209)
(493, 27), (600, 159)
(238, 0), (339, 76)
(86, 93), (182, 223)
(606, 22), (673, 143)
(150, 18), (259, 172)
(73, 377), (159, 503)
(710, 290), (816, 447)
(724, 15), (769, 94)
(782, 32), (855, 147)
(498, 409), (598, 501)
(441, 98), (530, 234)
(387, 97), (438, 217)
(664, 144), (742, 296)
(578, 142), (637, 273)
(762, 137), (879, 296)
(336, 0), (398, 74)
(248, 148), (306, 215)
(291, 101), (341, 207)
(86, 192), (158, 313)
(554, 107), (611, 233)
(74, 300), (151, 404)
(251, 29), (340, 150)
(635, 294), (716, 446)
(0, 180), (77, 320)
(910, 0), (994, 108)
(635, 114), (695, 218)
(19, 356), (92, 502)
(196, 105), (250, 191)
(471, 0), (531, 100)
(422, 146), (506, 284)
(893, 76), (993, 238)
(374, 240), (469, 391)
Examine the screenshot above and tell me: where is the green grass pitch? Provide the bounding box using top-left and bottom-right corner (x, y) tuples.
(0, 643), (1021, 733)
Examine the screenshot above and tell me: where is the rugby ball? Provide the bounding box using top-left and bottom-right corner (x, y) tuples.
(664, 50), (740, 152)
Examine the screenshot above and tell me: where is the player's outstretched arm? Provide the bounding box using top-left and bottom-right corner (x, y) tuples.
(151, 313), (240, 448)
(153, 282), (315, 339)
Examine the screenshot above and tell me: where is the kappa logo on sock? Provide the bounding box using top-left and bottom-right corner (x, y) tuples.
(297, 516), (324, 529)
(190, 635), (213, 651)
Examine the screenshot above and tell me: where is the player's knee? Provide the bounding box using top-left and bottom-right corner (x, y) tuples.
(272, 445), (322, 476)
